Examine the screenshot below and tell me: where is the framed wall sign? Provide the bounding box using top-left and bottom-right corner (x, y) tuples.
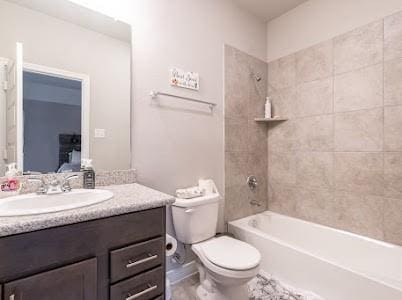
(170, 67), (199, 90)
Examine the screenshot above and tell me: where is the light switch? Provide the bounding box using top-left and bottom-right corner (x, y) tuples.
(94, 128), (106, 138)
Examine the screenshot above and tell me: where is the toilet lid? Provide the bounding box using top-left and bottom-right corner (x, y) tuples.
(200, 236), (261, 271)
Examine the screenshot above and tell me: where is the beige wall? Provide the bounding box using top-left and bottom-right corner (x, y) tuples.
(129, 0), (266, 199)
(224, 45), (268, 223)
(266, 0), (402, 62)
(267, 12), (402, 246)
(0, 0), (131, 172)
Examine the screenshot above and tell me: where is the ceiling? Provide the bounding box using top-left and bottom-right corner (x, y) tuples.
(6, 0), (131, 42)
(233, 0), (307, 21)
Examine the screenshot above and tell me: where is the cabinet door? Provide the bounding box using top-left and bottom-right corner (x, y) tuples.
(3, 258), (97, 300)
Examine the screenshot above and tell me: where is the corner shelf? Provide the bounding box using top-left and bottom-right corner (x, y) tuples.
(254, 117), (287, 123)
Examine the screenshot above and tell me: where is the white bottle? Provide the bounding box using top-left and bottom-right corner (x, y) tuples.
(5, 163), (18, 179)
(265, 97), (272, 119)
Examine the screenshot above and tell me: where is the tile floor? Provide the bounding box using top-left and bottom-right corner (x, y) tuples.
(171, 274), (199, 300)
(171, 272), (324, 300)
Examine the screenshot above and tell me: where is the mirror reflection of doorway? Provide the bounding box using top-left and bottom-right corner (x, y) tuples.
(23, 71), (82, 174)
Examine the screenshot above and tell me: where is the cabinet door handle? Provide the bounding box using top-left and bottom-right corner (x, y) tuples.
(126, 284), (157, 300)
(126, 254), (158, 268)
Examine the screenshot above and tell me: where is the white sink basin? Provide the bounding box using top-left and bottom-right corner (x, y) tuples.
(0, 189), (114, 217)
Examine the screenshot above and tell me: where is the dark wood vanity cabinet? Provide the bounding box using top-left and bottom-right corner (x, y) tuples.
(3, 258), (97, 300)
(0, 207), (166, 300)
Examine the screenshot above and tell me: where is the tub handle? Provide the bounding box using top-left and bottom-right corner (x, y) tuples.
(185, 208), (195, 213)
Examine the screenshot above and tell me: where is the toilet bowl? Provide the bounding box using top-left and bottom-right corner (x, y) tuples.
(171, 184), (261, 300)
(192, 236), (260, 300)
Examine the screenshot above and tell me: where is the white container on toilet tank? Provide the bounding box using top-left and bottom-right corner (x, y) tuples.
(172, 193), (220, 244)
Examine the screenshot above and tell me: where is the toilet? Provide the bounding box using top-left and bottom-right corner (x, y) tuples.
(172, 191), (261, 300)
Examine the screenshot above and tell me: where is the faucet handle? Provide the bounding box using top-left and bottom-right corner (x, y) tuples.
(247, 175), (258, 190)
(28, 177), (48, 194)
(61, 175), (79, 192)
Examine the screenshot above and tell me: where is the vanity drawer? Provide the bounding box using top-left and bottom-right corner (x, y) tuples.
(110, 237), (164, 283)
(110, 266), (164, 300)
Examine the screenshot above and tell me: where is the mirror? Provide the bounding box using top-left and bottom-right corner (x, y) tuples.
(0, 0), (132, 176)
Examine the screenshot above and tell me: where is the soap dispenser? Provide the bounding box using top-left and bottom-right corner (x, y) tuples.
(81, 159), (96, 189)
(2, 163), (20, 192)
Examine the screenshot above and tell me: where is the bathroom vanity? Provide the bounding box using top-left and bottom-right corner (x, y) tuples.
(0, 183), (174, 300)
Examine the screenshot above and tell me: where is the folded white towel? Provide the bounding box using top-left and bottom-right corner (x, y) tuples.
(176, 186), (204, 199)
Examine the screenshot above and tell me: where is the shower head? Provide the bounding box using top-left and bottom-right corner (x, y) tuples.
(251, 72), (262, 82)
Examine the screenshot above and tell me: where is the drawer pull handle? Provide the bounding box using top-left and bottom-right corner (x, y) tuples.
(126, 254), (158, 268)
(126, 284), (157, 300)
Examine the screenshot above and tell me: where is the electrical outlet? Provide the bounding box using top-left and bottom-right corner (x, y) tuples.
(94, 128), (106, 138)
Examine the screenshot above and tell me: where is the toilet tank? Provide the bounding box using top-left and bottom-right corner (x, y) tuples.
(172, 193), (220, 244)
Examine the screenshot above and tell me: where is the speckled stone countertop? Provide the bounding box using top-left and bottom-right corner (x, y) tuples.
(0, 183), (175, 237)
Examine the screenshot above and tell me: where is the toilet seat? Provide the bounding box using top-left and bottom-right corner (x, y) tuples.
(192, 236), (261, 279)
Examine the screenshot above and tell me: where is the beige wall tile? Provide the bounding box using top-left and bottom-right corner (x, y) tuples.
(384, 58), (402, 106)
(334, 152), (384, 196)
(334, 64), (383, 112)
(333, 192), (384, 240)
(334, 108), (383, 152)
(224, 185), (250, 222)
(384, 105), (402, 151)
(225, 87), (249, 119)
(296, 78), (333, 117)
(249, 56), (268, 119)
(225, 151), (248, 188)
(334, 21), (383, 74)
(268, 54), (296, 91)
(268, 183), (297, 217)
(224, 46), (268, 223)
(268, 151), (297, 187)
(247, 121), (267, 154)
(296, 152), (333, 190)
(268, 120), (297, 152)
(294, 188), (337, 227)
(384, 152), (402, 199)
(296, 40), (333, 83)
(248, 152), (267, 180)
(296, 115), (334, 151)
(385, 11), (402, 61)
(384, 198), (402, 245)
(224, 47), (249, 119)
(225, 117), (248, 152)
(269, 86), (297, 119)
(249, 85), (267, 119)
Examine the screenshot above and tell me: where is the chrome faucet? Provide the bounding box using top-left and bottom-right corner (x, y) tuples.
(29, 175), (79, 195)
(60, 175), (79, 192)
(247, 175), (258, 190)
(28, 178), (48, 195)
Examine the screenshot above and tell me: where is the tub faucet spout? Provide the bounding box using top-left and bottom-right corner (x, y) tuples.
(250, 200), (261, 207)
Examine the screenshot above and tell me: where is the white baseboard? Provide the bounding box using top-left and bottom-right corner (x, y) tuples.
(167, 260), (198, 285)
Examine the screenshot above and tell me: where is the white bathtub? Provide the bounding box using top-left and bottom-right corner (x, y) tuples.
(228, 211), (402, 300)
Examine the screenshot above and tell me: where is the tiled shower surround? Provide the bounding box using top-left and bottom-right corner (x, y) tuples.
(268, 11), (402, 245)
(224, 45), (268, 222)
